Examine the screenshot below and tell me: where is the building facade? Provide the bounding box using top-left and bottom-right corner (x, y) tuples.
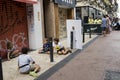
(0, 0), (76, 58)
(0, 0), (44, 58)
(76, 0), (118, 21)
(0, 0), (29, 58)
(43, 0), (76, 39)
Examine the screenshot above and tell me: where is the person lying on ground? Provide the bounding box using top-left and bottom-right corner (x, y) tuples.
(38, 38), (50, 54)
(7, 42), (20, 60)
(53, 38), (72, 55)
(18, 47), (40, 77)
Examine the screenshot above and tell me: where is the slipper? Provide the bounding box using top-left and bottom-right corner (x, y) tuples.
(29, 71), (38, 78)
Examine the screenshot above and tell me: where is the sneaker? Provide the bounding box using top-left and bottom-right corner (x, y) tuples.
(29, 71), (38, 77)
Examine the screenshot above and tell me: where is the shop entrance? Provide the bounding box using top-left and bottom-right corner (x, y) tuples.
(43, 1), (74, 39)
(0, 0), (28, 58)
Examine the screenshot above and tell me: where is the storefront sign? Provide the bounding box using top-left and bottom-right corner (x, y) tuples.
(14, 0), (38, 4)
(54, 0), (76, 8)
(83, 24), (102, 34)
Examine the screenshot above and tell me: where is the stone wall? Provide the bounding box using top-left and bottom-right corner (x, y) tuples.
(59, 8), (67, 39)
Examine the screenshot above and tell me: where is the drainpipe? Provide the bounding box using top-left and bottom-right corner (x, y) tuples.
(88, 6), (90, 18)
(43, 0), (47, 37)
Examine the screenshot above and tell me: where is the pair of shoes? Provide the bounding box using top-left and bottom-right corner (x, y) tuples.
(63, 52), (68, 55)
(29, 71), (38, 77)
(38, 51), (45, 54)
(7, 52), (13, 60)
(67, 50), (72, 53)
(57, 53), (63, 55)
(7, 52), (11, 60)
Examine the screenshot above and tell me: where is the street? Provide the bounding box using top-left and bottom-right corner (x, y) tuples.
(48, 31), (120, 80)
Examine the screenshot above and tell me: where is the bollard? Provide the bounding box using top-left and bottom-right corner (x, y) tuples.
(49, 37), (54, 62)
(83, 27), (85, 43)
(89, 27), (91, 38)
(70, 31), (73, 49)
(0, 57), (3, 80)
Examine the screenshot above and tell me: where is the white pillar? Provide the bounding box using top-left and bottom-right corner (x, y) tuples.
(74, 8), (76, 19)
(27, 1), (43, 50)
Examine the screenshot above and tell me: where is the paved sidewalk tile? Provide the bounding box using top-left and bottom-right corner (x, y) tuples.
(2, 34), (97, 80)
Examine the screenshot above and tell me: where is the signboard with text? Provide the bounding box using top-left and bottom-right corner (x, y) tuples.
(83, 24), (102, 34)
(54, 0), (76, 8)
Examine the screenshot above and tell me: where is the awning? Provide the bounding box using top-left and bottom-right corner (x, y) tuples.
(14, 0), (38, 4)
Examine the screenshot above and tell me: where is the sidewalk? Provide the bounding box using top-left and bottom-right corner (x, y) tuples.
(2, 34), (98, 80)
(47, 31), (120, 80)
